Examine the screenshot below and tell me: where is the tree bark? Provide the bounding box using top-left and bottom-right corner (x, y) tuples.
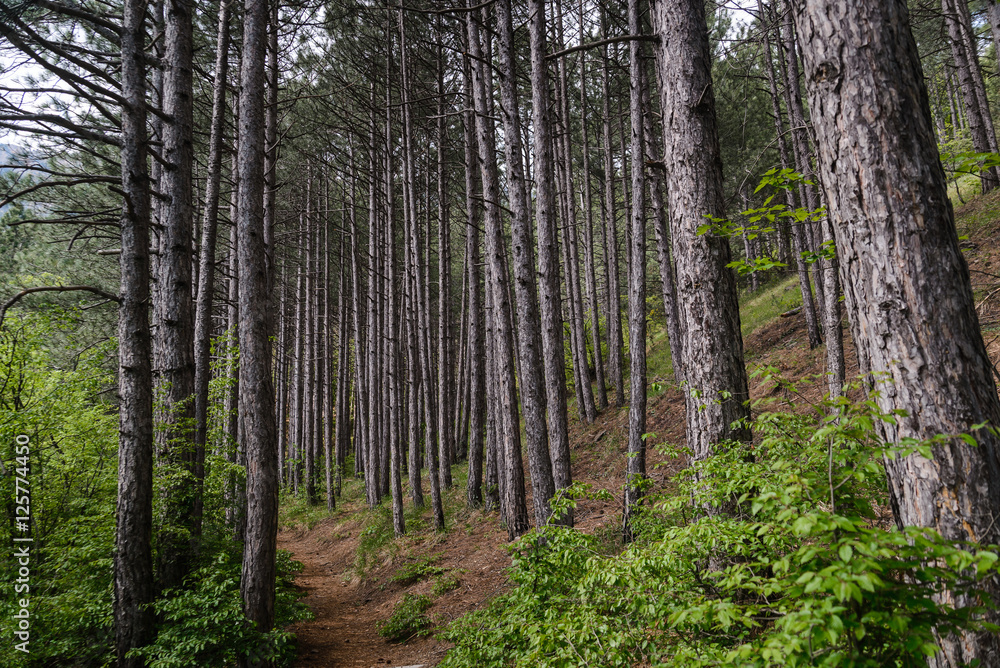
(530, 0), (574, 500)
(462, 51), (485, 507)
(623, 0), (647, 541)
(154, 0), (196, 593)
(793, 2), (1000, 663)
(600, 10), (625, 407)
(115, 0), (155, 660)
(468, 2), (529, 538)
(651, 0), (752, 463)
(578, 1), (609, 410)
(498, 0), (557, 528)
(192, 0), (230, 538)
(237, 0), (278, 660)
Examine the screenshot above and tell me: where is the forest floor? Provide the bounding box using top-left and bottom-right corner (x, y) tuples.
(277, 188), (1000, 668)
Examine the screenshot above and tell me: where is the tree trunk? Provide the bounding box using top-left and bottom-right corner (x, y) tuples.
(794, 2), (1000, 663)
(462, 51), (485, 507)
(192, 0), (230, 538)
(623, 0), (647, 542)
(468, 2), (529, 538)
(554, 0), (597, 425)
(154, 0), (197, 593)
(436, 19), (454, 491)
(400, 9), (444, 531)
(530, 0), (574, 500)
(498, 0), (557, 528)
(641, 60), (684, 384)
(779, 2), (827, 331)
(600, 10), (625, 407)
(115, 0), (155, 660)
(236, 0), (279, 660)
(578, 1), (609, 410)
(651, 0), (752, 463)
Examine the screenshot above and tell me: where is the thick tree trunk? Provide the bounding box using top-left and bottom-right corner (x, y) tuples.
(115, 1), (155, 661)
(498, 0), (557, 528)
(529, 0), (574, 500)
(651, 0), (752, 463)
(793, 2), (1000, 664)
(154, 0), (197, 593)
(236, 0), (278, 660)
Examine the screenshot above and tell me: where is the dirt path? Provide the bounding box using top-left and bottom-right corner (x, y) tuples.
(278, 509), (517, 668)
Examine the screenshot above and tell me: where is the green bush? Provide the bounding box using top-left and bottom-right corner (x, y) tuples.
(440, 376), (1000, 667)
(132, 549), (311, 668)
(378, 593), (434, 642)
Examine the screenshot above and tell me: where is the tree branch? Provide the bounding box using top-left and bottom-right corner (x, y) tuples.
(545, 34), (658, 61)
(0, 285), (120, 329)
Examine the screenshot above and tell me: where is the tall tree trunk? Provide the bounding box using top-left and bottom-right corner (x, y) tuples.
(400, 10), (444, 530)
(600, 10), (625, 406)
(468, 1), (529, 538)
(623, 0), (647, 541)
(334, 230), (349, 502)
(793, 1), (1000, 664)
(155, 0), (196, 593)
(192, 0), (230, 538)
(578, 1), (608, 410)
(651, 0), (752, 463)
(498, 0), (557, 528)
(115, 0), (154, 661)
(236, 0), (279, 660)
(292, 215), (306, 494)
(765, 0), (820, 348)
(324, 216), (336, 510)
(304, 179), (317, 506)
(554, 0), (597, 425)
(462, 53), (485, 507)
(436, 19), (454, 491)
(530, 0), (574, 500)
(224, 219), (243, 538)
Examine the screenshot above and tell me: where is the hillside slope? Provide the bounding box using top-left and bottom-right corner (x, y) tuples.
(277, 189), (1000, 667)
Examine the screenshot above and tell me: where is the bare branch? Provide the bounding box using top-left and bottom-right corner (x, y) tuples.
(0, 285), (120, 329)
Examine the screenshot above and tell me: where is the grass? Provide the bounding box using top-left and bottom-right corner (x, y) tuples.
(739, 274), (803, 339)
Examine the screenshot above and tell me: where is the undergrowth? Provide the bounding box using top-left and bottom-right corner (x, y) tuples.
(132, 548), (312, 667)
(439, 374), (1000, 667)
(377, 593), (434, 642)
